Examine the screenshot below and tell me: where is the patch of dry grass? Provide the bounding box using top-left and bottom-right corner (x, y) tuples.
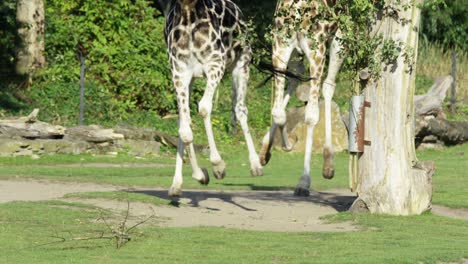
(417, 42), (468, 104)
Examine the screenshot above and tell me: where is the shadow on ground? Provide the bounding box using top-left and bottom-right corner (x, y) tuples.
(129, 188), (357, 212)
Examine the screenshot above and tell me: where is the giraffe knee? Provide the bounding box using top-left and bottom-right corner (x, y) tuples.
(272, 107), (287, 126)
(198, 97), (212, 118)
(179, 126), (193, 144)
(304, 104), (319, 125)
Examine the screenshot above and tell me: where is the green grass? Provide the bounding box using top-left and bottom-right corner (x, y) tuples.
(0, 148), (348, 191)
(0, 153), (174, 166)
(63, 191), (174, 206)
(0, 201), (467, 264)
(417, 144), (468, 208)
(0, 143), (466, 264)
(0, 144), (467, 208)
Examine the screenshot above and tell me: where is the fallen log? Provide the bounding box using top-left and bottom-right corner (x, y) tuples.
(0, 109), (65, 139)
(414, 76), (453, 118)
(415, 117), (468, 146)
(413, 76), (468, 146)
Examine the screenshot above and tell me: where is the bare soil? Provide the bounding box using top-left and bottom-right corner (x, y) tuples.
(1, 179), (466, 233)
(0, 179), (357, 232)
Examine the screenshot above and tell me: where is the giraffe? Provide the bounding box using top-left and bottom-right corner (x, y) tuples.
(259, 0), (345, 196)
(157, 0), (263, 197)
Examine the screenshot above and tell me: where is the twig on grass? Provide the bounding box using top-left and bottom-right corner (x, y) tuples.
(30, 200), (156, 249)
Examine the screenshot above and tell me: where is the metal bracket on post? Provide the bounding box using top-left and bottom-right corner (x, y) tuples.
(348, 95), (371, 192)
(348, 70), (373, 192)
(349, 95), (365, 153)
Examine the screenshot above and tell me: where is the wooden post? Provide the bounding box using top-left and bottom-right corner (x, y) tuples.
(79, 52), (86, 126)
(451, 49), (457, 113)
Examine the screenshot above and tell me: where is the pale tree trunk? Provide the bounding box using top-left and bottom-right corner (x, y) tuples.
(16, 0), (45, 77)
(351, 0), (433, 215)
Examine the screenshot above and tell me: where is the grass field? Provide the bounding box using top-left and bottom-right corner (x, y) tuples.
(0, 201), (467, 263)
(0, 143), (466, 207)
(0, 144), (467, 263)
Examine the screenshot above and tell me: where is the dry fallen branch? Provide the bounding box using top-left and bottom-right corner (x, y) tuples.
(31, 200), (155, 249)
(96, 200), (156, 248)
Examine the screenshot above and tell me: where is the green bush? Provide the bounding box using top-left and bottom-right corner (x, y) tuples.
(28, 81), (125, 125)
(4, 0), (463, 135)
(30, 0), (174, 125)
(421, 0), (467, 50)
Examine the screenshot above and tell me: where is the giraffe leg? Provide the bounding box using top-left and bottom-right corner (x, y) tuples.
(199, 63), (226, 179)
(294, 38), (327, 197)
(322, 31), (344, 179)
(187, 142), (210, 185)
(169, 70), (208, 197)
(322, 79), (335, 180)
(233, 47), (263, 176)
(259, 39), (295, 166)
(169, 136), (184, 197)
(279, 85), (295, 152)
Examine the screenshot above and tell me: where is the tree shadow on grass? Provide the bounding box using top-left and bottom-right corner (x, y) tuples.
(128, 188), (357, 213)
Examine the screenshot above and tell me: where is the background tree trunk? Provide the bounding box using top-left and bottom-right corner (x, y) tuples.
(352, 0), (433, 215)
(16, 0), (45, 77)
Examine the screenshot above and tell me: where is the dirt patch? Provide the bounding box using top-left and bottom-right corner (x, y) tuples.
(0, 179), (358, 232)
(0, 180), (118, 203)
(432, 205), (468, 221)
(439, 259), (468, 264)
(68, 188), (358, 232)
(2, 179), (467, 233)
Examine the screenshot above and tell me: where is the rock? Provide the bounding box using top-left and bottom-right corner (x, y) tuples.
(0, 139), (31, 156)
(273, 100), (348, 153)
(65, 126), (124, 143)
(119, 139), (161, 157)
(55, 140), (91, 154)
(116, 126), (207, 152)
(114, 127), (157, 141)
(0, 114), (196, 157)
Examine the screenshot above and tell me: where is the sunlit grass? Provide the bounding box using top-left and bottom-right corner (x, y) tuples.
(417, 41), (467, 113)
(0, 144), (466, 208)
(0, 201), (467, 264)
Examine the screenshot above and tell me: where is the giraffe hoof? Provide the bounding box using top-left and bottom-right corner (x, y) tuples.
(198, 168), (210, 185)
(323, 147), (335, 179)
(282, 142), (294, 152)
(259, 151), (271, 166)
(250, 167), (264, 177)
(168, 187), (182, 197)
(294, 187), (310, 197)
(322, 167), (335, 179)
(294, 175), (311, 196)
(213, 160), (226, 179)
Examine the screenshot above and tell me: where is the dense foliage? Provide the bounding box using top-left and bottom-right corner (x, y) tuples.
(0, 0), (464, 131)
(420, 0), (467, 50)
(31, 0), (173, 124)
